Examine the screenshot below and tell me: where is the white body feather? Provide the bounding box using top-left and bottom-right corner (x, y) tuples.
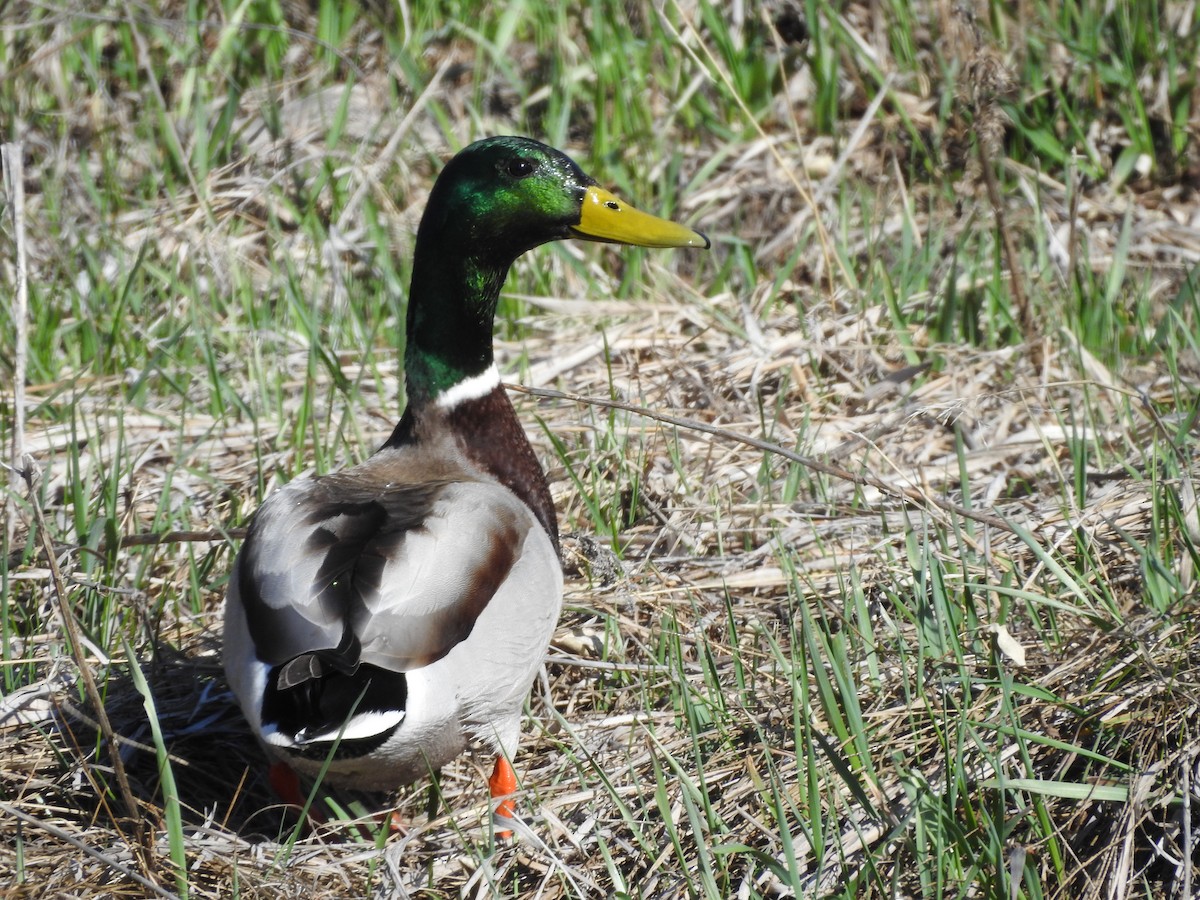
(223, 448), (563, 790)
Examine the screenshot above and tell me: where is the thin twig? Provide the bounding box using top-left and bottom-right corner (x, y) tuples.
(0, 801), (180, 900)
(2, 143), (29, 547)
(5, 526), (246, 576)
(508, 383), (1020, 535)
(1183, 750), (1193, 900)
(977, 136), (1040, 366)
(115, 527), (247, 548)
(18, 461), (153, 873)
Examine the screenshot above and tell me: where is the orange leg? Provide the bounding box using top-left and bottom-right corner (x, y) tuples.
(269, 762), (408, 838)
(269, 761), (305, 806)
(488, 755), (518, 838)
(268, 761), (327, 826)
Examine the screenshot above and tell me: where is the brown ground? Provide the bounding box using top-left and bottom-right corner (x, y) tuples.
(3, 2), (1200, 898)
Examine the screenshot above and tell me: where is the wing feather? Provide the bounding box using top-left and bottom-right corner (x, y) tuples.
(236, 474), (532, 672)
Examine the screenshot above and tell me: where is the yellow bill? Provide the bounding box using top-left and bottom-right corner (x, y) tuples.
(572, 186), (710, 249)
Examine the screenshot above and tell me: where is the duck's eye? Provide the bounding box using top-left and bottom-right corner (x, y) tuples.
(504, 157), (536, 178)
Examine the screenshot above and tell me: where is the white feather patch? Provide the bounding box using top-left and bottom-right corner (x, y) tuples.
(301, 709), (407, 744)
(435, 364), (501, 409)
(262, 725), (295, 748)
(263, 709), (407, 748)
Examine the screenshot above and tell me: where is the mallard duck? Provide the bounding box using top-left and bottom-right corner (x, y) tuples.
(223, 135), (708, 832)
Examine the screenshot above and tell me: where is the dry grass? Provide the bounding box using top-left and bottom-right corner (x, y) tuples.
(3, 1), (1200, 897)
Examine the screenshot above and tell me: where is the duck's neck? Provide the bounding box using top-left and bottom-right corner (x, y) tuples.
(390, 232), (560, 555)
(403, 242), (508, 404)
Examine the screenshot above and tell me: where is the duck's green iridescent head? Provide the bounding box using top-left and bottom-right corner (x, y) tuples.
(405, 136), (709, 401)
(417, 136), (709, 259)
